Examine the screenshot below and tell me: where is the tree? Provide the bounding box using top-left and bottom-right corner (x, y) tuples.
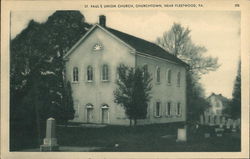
(10, 11), (91, 150)
(114, 64), (152, 126)
(156, 23), (220, 79)
(156, 23), (220, 122)
(230, 61), (241, 119)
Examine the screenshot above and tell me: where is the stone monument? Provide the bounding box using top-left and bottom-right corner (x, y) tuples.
(176, 125), (187, 142)
(40, 118), (59, 151)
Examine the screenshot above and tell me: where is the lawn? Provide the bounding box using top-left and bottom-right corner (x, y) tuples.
(55, 123), (241, 152)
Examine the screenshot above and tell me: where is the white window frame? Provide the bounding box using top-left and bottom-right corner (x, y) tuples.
(167, 69), (172, 85)
(155, 101), (161, 117)
(72, 67), (79, 83)
(156, 66), (161, 84)
(177, 102), (182, 117)
(166, 102), (172, 117)
(101, 64), (109, 82)
(87, 65), (94, 82)
(143, 64), (148, 78)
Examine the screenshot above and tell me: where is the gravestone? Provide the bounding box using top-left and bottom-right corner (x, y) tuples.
(200, 115), (204, 125)
(176, 126), (187, 142)
(232, 120), (237, 132)
(204, 133), (210, 138)
(226, 119), (231, 129)
(40, 118), (59, 151)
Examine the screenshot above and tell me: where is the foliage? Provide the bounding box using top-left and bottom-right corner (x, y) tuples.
(114, 64), (152, 126)
(156, 23), (220, 78)
(156, 23), (219, 121)
(10, 11), (91, 149)
(224, 61), (241, 119)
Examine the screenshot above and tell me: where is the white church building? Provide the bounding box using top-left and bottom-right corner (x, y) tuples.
(63, 15), (188, 125)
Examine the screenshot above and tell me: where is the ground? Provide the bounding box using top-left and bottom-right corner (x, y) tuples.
(15, 122), (241, 152)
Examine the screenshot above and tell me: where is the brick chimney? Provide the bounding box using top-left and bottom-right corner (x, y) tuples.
(99, 15), (106, 27)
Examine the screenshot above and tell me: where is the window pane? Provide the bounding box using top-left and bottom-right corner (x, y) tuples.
(167, 102), (171, 115)
(177, 103), (181, 115)
(156, 102), (160, 116)
(87, 66), (93, 81)
(156, 67), (160, 82)
(102, 64), (108, 80)
(73, 67), (78, 82)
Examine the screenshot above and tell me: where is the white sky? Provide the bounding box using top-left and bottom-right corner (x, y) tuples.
(11, 10), (240, 98)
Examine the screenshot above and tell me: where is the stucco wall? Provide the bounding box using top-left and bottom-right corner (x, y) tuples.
(65, 26), (135, 125)
(135, 54), (187, 124)
(65, 26), (187, 125)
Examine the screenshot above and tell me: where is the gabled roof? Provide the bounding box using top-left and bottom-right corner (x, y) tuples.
(106, 28), (188, 66)
(64, 24), (188, 67)
(207, 93), (230, 107)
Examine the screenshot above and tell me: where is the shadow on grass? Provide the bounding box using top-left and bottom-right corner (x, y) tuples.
(56, 123), (240, 152)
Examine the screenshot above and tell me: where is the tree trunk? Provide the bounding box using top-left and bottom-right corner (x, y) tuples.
(129, 119), (132, 127)
(134, 119), (137, 126)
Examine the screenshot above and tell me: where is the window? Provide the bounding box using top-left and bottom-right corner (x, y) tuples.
(166, 102), (171, 116)
(156, 67), (160, 83)
(167, 69), (172, 84)
(177, 72), (181, 87)
(102, 64), (109, 81)
(155, 102), (161, 117)
(143, 65), (148, 77)
(87, 66), (93, 81)
(177, 103), (181, 116)
(73, 67), (79, 82)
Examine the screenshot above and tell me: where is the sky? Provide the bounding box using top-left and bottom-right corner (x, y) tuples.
(11, 10), (241, 98)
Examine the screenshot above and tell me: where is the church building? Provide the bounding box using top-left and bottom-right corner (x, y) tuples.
(63, 15), (188, 125)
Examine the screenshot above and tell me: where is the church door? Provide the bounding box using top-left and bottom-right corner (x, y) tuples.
(101, 105), (109, 124)
(87, 108), (93, 123)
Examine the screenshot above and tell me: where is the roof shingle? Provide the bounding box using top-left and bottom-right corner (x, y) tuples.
(106, 27), (188, 67)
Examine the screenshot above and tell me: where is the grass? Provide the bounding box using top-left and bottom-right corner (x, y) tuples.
(55, 123), (240, 152)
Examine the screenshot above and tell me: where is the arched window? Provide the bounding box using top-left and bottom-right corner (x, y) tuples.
(86, 103), (94, 109)
(143, 65), (148, 79)
(156, 67), (160, 83)
(73, 67), (79, 82)
(177, 72), (181, 86)
(167, 69), (172, 84)
(102, 64), (109, 81)
(87, 66), (93, 81)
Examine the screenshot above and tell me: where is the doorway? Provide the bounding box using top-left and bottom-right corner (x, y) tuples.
(101, 104), (109, 124)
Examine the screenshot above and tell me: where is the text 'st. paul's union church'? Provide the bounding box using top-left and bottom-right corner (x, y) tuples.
(63, 15), (188, 125)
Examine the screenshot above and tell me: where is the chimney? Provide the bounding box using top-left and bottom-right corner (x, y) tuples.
(99, 15), (106, 27)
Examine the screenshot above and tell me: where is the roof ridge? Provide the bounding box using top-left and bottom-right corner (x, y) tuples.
(106, 27), (188, 66)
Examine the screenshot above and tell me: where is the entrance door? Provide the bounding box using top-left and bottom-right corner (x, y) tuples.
(87, 108), (92, 123)
(101, 108), (109, 124)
